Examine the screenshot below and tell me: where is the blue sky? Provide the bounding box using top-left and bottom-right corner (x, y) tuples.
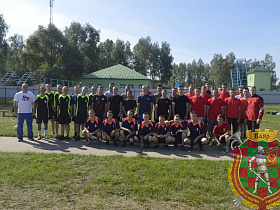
(1, 0), (280, 77)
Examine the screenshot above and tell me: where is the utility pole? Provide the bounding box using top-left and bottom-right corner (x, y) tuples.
(49, 0), (54, 24)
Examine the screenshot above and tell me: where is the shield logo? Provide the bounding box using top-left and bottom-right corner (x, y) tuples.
(228, 129), (280, 209)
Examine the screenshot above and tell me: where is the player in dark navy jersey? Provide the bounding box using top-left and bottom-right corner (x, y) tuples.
(102, 111), (120, 146)
(34, 86), (49, 140)
(122, 91), (137, 118)
(138, 112), (154, 152)
(74, 86), (89, 141)
(120, 110), (138, 147)
(82, 109), (101, 145)
(57, 86), (72, 140)
(137, 85), (154, 124)
(155, 89), (172, 122)
(184, 111), (208, 151)
(108, 86), (123, 121)
(170, 114), (188, 150)
(152, 115), (174, 149)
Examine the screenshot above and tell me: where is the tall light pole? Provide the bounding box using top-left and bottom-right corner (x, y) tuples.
(49, 0), (54, 24)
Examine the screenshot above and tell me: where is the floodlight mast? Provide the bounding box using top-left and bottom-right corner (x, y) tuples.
(49, 0), (54, 24)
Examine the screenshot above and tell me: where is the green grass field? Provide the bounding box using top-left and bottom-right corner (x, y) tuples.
(1, 98), (280, 209)
(0, 152), (247, 210)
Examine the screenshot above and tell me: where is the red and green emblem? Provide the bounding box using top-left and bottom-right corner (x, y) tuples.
(228, 129), (280, 209)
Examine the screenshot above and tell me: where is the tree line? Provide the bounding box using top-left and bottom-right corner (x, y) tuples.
(0, 14), (278, 89)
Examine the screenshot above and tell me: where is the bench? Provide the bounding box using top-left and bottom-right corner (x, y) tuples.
(0, 110), (12, 117)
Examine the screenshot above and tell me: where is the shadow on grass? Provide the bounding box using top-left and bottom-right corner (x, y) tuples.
(20, 138), (88, 153)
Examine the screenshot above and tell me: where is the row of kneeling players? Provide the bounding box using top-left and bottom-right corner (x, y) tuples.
(75, 109), (210, 152)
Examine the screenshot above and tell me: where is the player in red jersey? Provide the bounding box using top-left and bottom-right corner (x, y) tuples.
(206, 89), (225, 140)
(240, 88), (249, 140)
(185, 85), (195, 98)
(247, 86), (264, 131)
(212, 114), (231, 152)
(200, 85), (211, 131)
(189, 87), (206, 122)
(201, 86), (211, 102)
(218, 83), (230, 101)
(224, 89), (241, 133)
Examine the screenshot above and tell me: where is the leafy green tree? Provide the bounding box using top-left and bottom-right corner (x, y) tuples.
(203, 63), (211, 85)
(195, 58), (205, 87)
(210, 52), (235, 87)
(133, 37), (152, 76)
(25, 24), (66, 78)
(247, 58), (260, 71)
(60, 42), (84, 80)
(111, 39), (133, 68)
(0, 14), (8, 77)
(64, 22), (100, 74)
(0, 14), (8, 46)
(6, 34), (26, 77)
(261, 54), (278, 90)
(149, 42), (160, 86)
(98, 39), (114, 69)
(170, 62), (187, 87)
(124, 41), (134, 69)
(159, 41), (173, 85)
(110, 39), (125, 66)
(247, 54), (278, 90)
(186, 60), (197, 87)
(78, 23), (100, 74)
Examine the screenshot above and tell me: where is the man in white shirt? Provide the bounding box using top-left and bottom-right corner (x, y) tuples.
(13, 83), (36, 142)
(104, 82), (114, 99)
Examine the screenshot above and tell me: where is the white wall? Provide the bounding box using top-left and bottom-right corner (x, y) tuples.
(1, 86), (280, 104)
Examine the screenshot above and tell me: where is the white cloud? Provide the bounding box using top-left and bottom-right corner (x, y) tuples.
(99, 27), (139, 46)
(0, 0), (72, 38)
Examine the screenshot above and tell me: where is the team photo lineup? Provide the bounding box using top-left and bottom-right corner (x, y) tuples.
(13, 82), (263, 153)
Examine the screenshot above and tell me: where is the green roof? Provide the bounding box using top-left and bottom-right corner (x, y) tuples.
(247, 65), (273, 74)
(82, 64), (149, 80)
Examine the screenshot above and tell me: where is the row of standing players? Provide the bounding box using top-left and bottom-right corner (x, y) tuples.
(29, 82), (264, 153)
